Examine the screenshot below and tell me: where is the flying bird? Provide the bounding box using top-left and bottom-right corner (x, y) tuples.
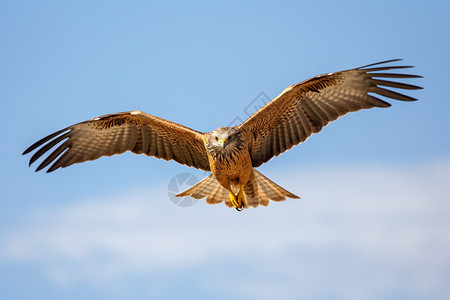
(23, 59), (422, 210)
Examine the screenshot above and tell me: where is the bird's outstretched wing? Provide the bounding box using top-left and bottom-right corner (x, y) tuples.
(23, 111), (210, 172)
(239, 59), (422, 167)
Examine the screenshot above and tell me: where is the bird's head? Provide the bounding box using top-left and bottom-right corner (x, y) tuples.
(206, 127), (244, 157)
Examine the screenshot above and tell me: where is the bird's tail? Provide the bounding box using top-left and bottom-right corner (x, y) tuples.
(244, 169), (300, 208)
(175, 174), (230, 206)
(175, 169), (299, 208)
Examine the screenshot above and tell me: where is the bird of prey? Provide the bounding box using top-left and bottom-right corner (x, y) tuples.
(23, 59), (422, 210)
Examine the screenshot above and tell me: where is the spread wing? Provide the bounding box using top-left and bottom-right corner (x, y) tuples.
(23, 111), (210, 172)
(239, 59), (422, 167)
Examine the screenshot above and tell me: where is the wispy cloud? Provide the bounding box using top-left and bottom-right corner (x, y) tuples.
(2, 160), (450, 299)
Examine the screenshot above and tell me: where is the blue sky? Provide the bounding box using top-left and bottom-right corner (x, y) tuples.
(1, 0), (449, 299)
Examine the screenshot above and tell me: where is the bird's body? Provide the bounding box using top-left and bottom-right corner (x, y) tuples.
(205, 127), (252, 209)
(23, 60), (422, 210)
(200, 126), (291, 210)
(208, 135), (251, 198)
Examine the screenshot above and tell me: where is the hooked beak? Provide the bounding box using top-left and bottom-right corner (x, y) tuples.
(218, 138), (228, 149)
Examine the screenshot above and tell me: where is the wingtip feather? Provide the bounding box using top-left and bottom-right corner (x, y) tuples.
(358, 59), (403, 69)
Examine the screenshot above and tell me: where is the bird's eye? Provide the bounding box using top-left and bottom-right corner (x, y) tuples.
(228, 135), (232, 140)
(215, 136), (219, 141)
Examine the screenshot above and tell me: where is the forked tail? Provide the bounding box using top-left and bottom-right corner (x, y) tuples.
(244, 169), (300, 207)
(175, 169), (299, 209)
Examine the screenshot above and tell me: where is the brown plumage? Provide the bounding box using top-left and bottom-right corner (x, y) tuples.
(23, 59), (422, 210)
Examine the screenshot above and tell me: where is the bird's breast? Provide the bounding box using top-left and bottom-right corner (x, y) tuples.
(208, 147), (252, 184)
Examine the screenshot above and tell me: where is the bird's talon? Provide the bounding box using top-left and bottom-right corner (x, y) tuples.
(229, 191), (244, 211)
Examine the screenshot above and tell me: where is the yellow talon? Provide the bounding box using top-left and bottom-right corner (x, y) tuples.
(228, 192), (240, 211)
(228, 185), (246, 211)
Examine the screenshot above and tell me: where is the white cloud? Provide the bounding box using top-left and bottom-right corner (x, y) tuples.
(2, 160), (450, 299)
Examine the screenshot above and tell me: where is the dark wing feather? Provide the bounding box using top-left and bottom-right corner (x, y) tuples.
(23, 111), (210, 172)
(239, 60), (422, 167)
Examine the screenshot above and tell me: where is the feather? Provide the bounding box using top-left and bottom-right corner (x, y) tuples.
(239, 60), (422, 167)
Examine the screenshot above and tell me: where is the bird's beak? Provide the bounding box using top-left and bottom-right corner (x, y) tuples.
(219, 138), (228, 148)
